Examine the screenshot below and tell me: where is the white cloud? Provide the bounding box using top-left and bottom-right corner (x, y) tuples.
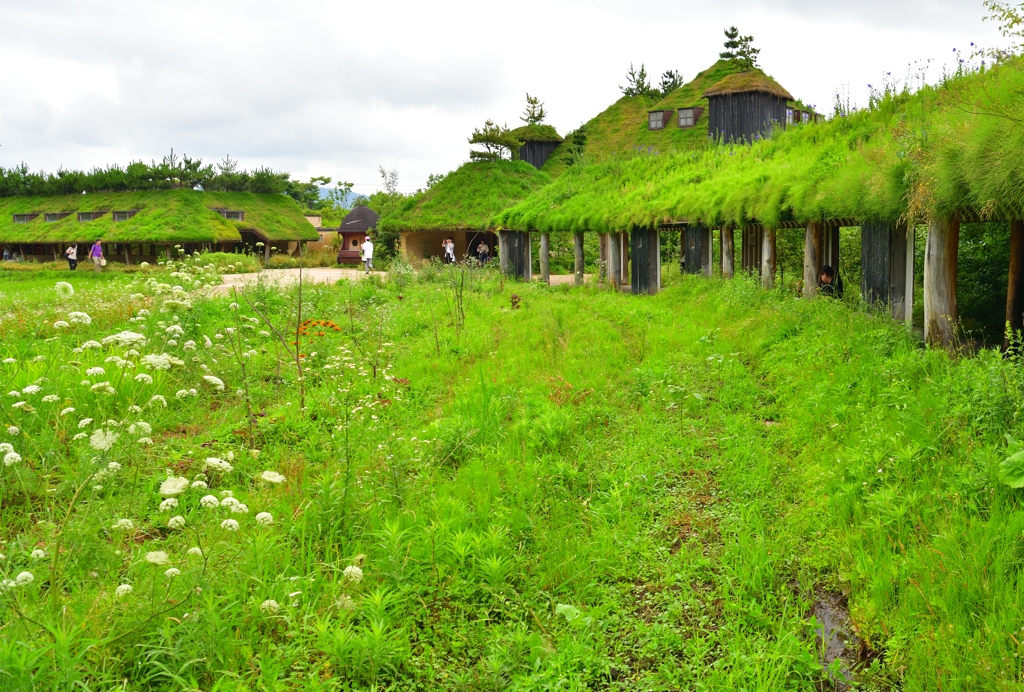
(0, 0), (1007, 195)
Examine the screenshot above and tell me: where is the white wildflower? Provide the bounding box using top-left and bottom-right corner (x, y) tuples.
(137, 437), (153, 445)
(259, 599), (280, 615)
(15, 572), (34, 586)
(183, 340), (196, 351)
(159, 498), (178, 512)
(202, 375), (225, 391)
(165, 325), (184, 337)
(175, 390), (190, 399)
(30, 549), (46, 560)
(60, 407), (75, 416)
(68, 312), (92, 325)
(89, 429), (118, 452)
(3, 452), (21, 467)
(191, 480), (208, 489)
(42, 394), (59, 403)
(343, 565), (364, 583)
(260, 470), (286, 484)
(204, 457), (233, 474)
(90, 382), (116, 395)
(168, 516), (186, 530)
(128, 421), (151, 435)
(72, 432), (87, 441)
(141, 353), (184, 370)
(86, 367), (105, 377)
(220, 519), (239, 532)
(200, 495), (219, 509)
(55, 282), (74, 299)
(102, 331), (147, 349)
(144, 551), (169, 565)
(53, 320), (70, 329)
(159, 476), (189, 497)
(114, 584), (132, 597)
(2, 358), (15, 364)
(81, 340), (102, 350)
(78, 418), (94, 429)
(148, 395), (167, 408)
(134, 373), (153, 384)
(0, 443), (12, 454)
(220, 490), (233, 498)
(255, 512), (273, 527)
(6, 426), (19, 436)
(186, 547), (203, 557)
(112, 519), (134, 530)
(230, 503), (249, 514)
(220, 497), (239, 509)
(164, 567), (180, 578)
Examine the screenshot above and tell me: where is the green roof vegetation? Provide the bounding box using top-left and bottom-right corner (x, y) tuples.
(381, 160), (549, 232)
(701, 69), (793, 100)
(0, 190), (318, 244)
(509, 124), (563, 142)
(495, 57), (1024, 231)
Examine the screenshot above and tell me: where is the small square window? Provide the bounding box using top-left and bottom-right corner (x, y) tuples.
(786, 109), (795, 125)
(648, 111), (664, 130)
(678, 108), (694, 128)
(802, 111), (811, 124)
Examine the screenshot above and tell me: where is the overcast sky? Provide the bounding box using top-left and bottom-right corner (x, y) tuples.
(0, 0), (1007, 197)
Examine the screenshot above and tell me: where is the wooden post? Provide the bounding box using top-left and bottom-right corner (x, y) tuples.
(51, 244), (59, 263)
(574, 232), (585, 286)
(540, 233), (550, 285)
(722, 227), (735, 279)
(124, 243), (132, 267)
(703, 226), (713, 278)
(620, 233), (629, 286)
(650, 229), (662, 294)
(761, 228), (776, 289)
(609, 231), (621, 289)
(598, 233), (607, 283)
(803, 220), (823, 299)
(165, 244), (171, 261)
(525, 232), (533, 282)
(888, 222), (908, 320)
(924, 216), (960, 349)
(1006, 220), (1024, 350)
(498, 232), (508, 274)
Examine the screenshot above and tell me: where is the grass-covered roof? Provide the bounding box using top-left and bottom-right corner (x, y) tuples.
(496, 57), (1024, 232)
(0, 190), (318, 244)
(510, 124), (563, 143)
(382, 160), (549, 232)
(702, 70), (794, 100)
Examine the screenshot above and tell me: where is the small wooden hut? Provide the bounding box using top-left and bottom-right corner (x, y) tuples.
(337, 206), (379, 263)
(702, 71), (793, 144)
(509, 124), (564, 170)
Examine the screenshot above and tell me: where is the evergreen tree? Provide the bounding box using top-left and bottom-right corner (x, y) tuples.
(658, 70), (684, 97)
(468, 119), (524, 161)
(620, 63), (656, 99)
(720, 27), (740, 60)
(521, 94), (547, 125)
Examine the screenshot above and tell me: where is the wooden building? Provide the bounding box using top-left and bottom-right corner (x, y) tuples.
(336, 206), (380, 264)
(702, 71), (794, 144)
(510, 125), (564, 170)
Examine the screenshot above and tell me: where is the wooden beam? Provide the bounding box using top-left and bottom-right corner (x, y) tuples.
(574, 232), (585, 286)
(924, 216), (960, 349)
(540, 233), (550, 285)
(888, 222), (908, 320)
(703, 226), (713, 278)
(124, 243), (132, 267)
(1006, 219), (1024, 350)
(803, 220), (823, 299)
(609, 231), (621, 289)
(761, 228), (776, 288)
(620, 233), (629, 285)
(722, 227), (735, 279)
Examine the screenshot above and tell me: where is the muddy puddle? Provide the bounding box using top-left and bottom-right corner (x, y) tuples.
(791, 582), (882, 690)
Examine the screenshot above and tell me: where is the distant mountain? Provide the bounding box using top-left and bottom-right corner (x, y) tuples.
(318, 187), (367, 208)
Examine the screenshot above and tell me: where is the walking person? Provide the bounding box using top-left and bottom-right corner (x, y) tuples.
(361, 235), (374, 274)
(65, 242), (79, 271)
(90, 239), (104, 272)
(444, 237), (456, 264)
(476, 240), (489, 264)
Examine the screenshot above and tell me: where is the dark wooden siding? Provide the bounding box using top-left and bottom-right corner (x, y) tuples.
(518, 141), (560, 170)
(631, 228), (660, 293)
(861, 221), (892, 306)
(684, 225), (704, 274)
(505, 231), (531, 278)
(707, 92), (787, 144)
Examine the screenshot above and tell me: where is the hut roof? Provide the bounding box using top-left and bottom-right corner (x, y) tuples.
(509, 124), (563, 143)
(340, 205), (380, 232)
(381, 160), (549, 232)
(0, 190), (318, 244)
(702, 71), (794, 101)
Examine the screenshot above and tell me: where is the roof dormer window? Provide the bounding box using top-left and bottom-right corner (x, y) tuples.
(648, 111), (664, 130)
(13, 214), (40, 223)
(45, 212), (72, 223)
(112, 210), (139, 222)
(215, 210), (244, 221)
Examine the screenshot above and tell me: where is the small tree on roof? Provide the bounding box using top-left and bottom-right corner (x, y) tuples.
(468, 119), (524, 161)
(620, 63), (657, 99)
(521, 94), (547, 124)
(720, 26), (760, 70)
(658, 70), (684, 97)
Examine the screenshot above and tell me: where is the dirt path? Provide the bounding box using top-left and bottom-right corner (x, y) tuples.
(213, 267), (584, 294)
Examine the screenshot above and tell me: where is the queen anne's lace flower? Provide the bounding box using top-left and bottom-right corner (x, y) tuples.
(260, 599), (280, 614)
(115, 584), (132, 597)
(164, 568), (180, 578)
(21, 385), (40, 395)
(260, 470), (286, 484)
(128, 422), (151, 435)
(89, 429), (118, 452)
(255, 512), (273, 527)
(159, 476), (189, 497)
(7, 426), (19, 436)
(53, 320), (70, 329)
(69, 312), (92, 325)
(220, 519), (239, 532)
(204, 457), (233, 474)
(145, 551), (169, 565)
(202, 375), (226, 391)
(168, 516), (186, 530)
(30, 550), (46, 560)
(103, 331), (147, 349)
(112, 519), (134, 530)
(78, 418), (93, 429)
(134, 373), (153, 384)
(42, 394), (59, 403)
(55, 281), (74, 299)
(200, 495), (219, 508)
(137, 437), (153, 445)
(0, 443), (12, 455)
(159, 498), (178, 512)
(85, 367), (106, 377)
(343, 565), (364, 583)
(15, 572), (34, 586)
(230, 503), (249, 514)
(3, 452), (21, 467)
(148, 395), (167, 408)
(220, 496), (240, 509)
(72, 432), (87, 441)
(91, 382), (117, 395)
(191, 480), (208, 489)
(81, 340), (102, 350)
(59, 407), (75, 416)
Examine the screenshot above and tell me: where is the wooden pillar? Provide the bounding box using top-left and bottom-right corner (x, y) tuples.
(620, 233), (629, 286)
(803, 220), (823, 299)
(498, 232), (508, 274)
(263, 242), (270, 262)
(598, 233), (608, 283)
(574, 232), (585, 286)
(651, 229), (662, 294)
(924, 217), (960, 349)
(124, 243), (132, 266)
(630, 228), (658, 295)
(761, 228), (776, 289)
(703, 226), (713, 278)
(722, 227), (735, 279)
(51, 244), (59, 263)
(165, 244), (171, 261)
(540, 233), (550, 285)
(888, 222), (908, 320)
(1005, 220), (1024, 350)
(609, 232), (621, 289)
(525, 233), (533, 282)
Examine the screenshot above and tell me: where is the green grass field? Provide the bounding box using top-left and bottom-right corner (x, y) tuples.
(1, 261), (1022, 690)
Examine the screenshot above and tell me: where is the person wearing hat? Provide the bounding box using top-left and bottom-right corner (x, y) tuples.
(361, 235), (374, 274)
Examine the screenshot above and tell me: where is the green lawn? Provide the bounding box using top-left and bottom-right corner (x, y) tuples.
(0, 263), (1021, 690)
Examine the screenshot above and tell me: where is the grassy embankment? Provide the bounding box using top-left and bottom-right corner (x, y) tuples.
(0, 264), (1022, 690)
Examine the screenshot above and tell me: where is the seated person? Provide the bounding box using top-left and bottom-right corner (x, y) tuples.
(820, 265), (844, 298)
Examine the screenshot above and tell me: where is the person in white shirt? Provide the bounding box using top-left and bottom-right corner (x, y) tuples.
(65, 243), (79, 270)
(361, 236), (374, 274)
(444, 238), (456, 264)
